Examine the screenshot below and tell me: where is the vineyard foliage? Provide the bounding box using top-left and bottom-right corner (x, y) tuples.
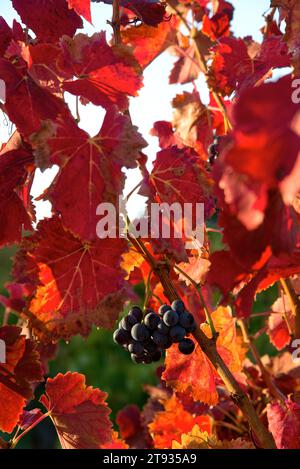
(0, 0), (300, 449)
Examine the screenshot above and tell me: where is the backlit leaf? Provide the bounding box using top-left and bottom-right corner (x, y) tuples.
(40, 372), (113, 448)
(0, 326), (43, 434)
(13, 217), (129, 341)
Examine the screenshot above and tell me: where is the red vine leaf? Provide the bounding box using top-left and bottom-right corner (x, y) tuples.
(207, 249), (248, 297)
(0, 147), (34, 247)
(267, 312), (293, 351)
(163, 338), (219, 406)
(116, 404), (147, 447)
(12, 0), (82, 42)
(59, 32), (142, 110)
(140, 146), (214, 219)
(202, 0), (234, 41)
(271, 0), (300, 74)
(150, 121), (182, 149)
(172, 424), (254, 449)
(235, 251), (300, 318)
(101, 431), (129, 449)
(0, 283), (29, 314)
(209, 36), (290, 96)
(120, 1), (167, 27)
(162, 307), (246, 404)
(0, 326), (43, 434)
(178, 236), (211, 285)
(169, 43), (200, 85)
(0, 58), (68, 136)
(171, 91), (224, 158)
(40, 372), (113, 448)
(208, 248), (300, 318)
(35, 109), (146, 240)
(139, 145), (214, 261)
(267, 398), (300, 449)
(148, 394), (212, 449)
(22, 43), (65, 96)
(13, 217), (128, 341)
(214, 77), (300, 266)
(67, 0), (92, 23)
(116, 404), (142, 440)
(267, 296), (294, 350)
(222, 76), (300, 192)
(0, 17), (13, 56)
(121, 16), (178, 68)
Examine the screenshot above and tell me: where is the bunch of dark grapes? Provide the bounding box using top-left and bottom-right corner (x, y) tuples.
(113, 300), (196, 364)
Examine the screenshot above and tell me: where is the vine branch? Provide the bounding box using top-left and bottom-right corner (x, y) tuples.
(109, 0), (121, 45)
(193, 323), (276, 448)
(129, 236), (276, 448)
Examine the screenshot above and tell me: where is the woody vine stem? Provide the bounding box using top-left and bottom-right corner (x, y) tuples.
(110, 0), (121, 45)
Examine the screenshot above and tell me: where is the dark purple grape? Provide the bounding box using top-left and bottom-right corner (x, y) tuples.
(131, 323), (150, 341)
(143, 339), (158, 355)
(152, 331), (169, 347)
(144, 312), (160, 330)
(163, 310), (179, 326)
(171, 299), (185, 314)
(143, 354), (153, 364)
(131, 353), (144, 364)
(121, 314), (138, 331)
(113, 328), (131, 345)
(162, 336), (173, 349)
(185, 320), (197, 333)
(159, 304), (172, 317)
(130, 306), (143, 322)
(151, 350), (162, 362)
(157, 320), (169, 335)
(179, 312), (195, 329)
(169, 325), (186, 342)
(178, 338), (195, 355)
(128, 341), (144, 356)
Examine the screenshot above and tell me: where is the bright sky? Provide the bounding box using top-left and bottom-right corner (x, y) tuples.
(0, 0), (271, 220)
